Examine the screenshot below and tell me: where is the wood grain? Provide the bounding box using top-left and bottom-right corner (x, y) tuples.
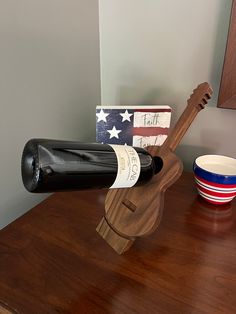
(218, 0), (236, 109)
(0, 172), (235, 313)
(0, 304), (15, 314)
(98, 83), (212, 253)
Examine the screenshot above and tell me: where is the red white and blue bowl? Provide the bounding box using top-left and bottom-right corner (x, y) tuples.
(193, 155), (236, 205)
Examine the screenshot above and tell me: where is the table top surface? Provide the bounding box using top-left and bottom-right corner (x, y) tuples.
(0, 172), (235, 314)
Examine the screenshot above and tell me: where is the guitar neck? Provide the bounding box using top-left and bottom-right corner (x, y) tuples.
(158, 82), (212, 153)
(162, 104), (201, 152)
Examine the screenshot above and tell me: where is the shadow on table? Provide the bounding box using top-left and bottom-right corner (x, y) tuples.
(186, 195), (233, 235)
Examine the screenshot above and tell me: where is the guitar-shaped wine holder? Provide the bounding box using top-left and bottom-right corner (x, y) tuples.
(97, 82), (213, 254)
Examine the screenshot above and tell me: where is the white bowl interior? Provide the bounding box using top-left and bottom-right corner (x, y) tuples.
(195, 155), (236, 176)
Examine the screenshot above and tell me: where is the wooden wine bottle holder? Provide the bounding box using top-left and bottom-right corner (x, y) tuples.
(96, 82), (213, 254)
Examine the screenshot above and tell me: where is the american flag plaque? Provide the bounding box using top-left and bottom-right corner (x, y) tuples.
(96, 106), (172, 148)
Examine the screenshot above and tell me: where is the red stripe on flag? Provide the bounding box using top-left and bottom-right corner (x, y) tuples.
(133, 127), (169, 136)
(134, 109), (171, 112)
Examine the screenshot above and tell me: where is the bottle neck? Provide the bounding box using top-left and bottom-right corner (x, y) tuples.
(153, 156), (163, 175)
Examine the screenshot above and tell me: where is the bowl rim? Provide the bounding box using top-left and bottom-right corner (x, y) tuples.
(194, 154), (236, 177)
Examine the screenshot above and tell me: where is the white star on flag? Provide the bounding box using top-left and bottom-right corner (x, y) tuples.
(107, 126), (122, 139)
(96, 109), (109, 122)
(120, 110), (133, 122)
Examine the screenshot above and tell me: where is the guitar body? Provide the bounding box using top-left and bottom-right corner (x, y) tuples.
(104, 147), (182, 238)
(97, 82), (213, 254)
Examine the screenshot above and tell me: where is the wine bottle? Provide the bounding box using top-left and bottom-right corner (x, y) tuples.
(21, 139), (163, 193)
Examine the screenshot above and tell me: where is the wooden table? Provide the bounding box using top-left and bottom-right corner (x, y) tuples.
(0, 172), (235, 314)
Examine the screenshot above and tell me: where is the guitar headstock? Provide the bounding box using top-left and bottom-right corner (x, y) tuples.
(187, 82), (213, 110)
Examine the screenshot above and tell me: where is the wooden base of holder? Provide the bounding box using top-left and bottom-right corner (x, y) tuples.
(96, 217), (134, 254)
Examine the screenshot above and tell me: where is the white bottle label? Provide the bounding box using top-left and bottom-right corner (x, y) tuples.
(109, 144), (141, 189)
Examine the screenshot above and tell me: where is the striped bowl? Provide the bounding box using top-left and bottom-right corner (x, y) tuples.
(193, 155), (236, 205)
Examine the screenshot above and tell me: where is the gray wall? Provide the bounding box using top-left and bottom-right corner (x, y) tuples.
(99, 0), (236, 169)
(0, 0), (100, 228)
